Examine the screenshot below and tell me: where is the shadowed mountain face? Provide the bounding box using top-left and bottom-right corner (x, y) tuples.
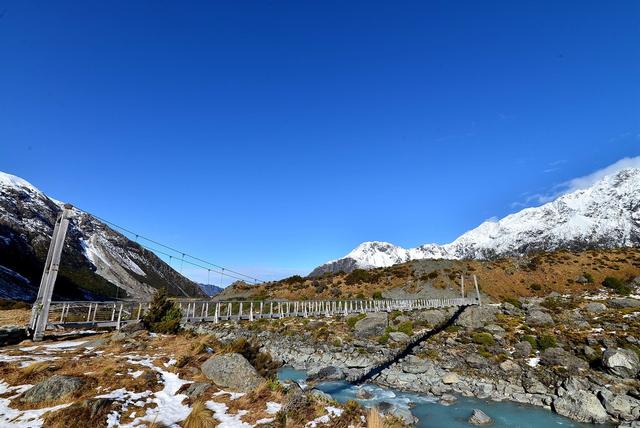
(199, 283), (223, 296)
(0, 172), (206, 301)
(312, 168), (640, 275)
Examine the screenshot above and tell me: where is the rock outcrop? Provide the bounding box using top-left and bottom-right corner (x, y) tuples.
(201, 353), (264, 392)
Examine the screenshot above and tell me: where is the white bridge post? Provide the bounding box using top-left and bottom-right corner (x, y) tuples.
(30, 204), (74, 341)
(473, 275), (482, 305)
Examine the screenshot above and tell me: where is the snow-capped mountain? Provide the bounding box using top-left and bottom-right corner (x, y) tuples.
(311, 168), (640, 276)
(0, 171), (206, 300)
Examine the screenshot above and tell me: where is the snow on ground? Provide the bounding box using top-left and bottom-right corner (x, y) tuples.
(205, 401), (252, 428)
(527, 357), (541, 368)
(266, 401), (281, 414)
(213, 390), (246, 400)
(116, 355), (192, 427)
(306, 406), (344, 427)
(0, 381), (71, 427)
(0, 343), (288, 428)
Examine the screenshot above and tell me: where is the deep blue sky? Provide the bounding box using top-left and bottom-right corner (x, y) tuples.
(1, 1), (639, 283)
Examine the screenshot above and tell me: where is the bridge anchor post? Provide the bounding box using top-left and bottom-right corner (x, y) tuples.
(30, 204), (73, 341)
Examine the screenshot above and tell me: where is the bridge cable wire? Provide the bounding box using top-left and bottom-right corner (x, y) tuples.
(89, 214), (264, 284)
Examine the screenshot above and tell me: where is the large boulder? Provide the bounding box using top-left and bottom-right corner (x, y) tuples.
(388, 332), (410, 343)
(308, 366), (344, 381)
(416, 309), (449, 326)
(0, 326), (28, 347)
(513, 341), (533, 358)
(468, 409), (493, 425)
(441, 372), (460, 384)
(608, 298), (640, 309)
(21, 375), (85, 403)
(455, 306), (498, 330)
(599, 390), (640, 422)
(584, 302), (607, 313)
(283, 382), (312, 416)
(526, 310), (554, 326)
(553, 391), (609, 423)
(201, 353), (264, 392)
(602, 348), (640, 378)
(540, 347), (588, 371)
(353, 312), (388, 337)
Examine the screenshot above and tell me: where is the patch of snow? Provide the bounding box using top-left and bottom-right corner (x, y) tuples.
(213, 390), (246, 400)
(205, 401), (251, 428)
(130, 370), (144, 379)
(42, 340), (89, 350)
(527, 357), (540, 367)
(266, 401), (282, 414)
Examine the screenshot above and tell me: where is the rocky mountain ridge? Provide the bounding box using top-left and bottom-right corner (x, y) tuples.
(0, 171), (205, 300)
(312, 168), (640, 275)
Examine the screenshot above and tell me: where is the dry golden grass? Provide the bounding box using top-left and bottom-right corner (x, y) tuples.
(43, 398), (119, 428)
(0, 308), (30, 326)
(367, 408), (384, 428)
(180, 401), (217, 428)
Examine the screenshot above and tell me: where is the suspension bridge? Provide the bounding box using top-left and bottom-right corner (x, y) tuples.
(27, 205), (481, 340)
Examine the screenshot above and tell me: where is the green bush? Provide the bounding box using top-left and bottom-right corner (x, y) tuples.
(521, 335), (538, 350)
(282, 275), (305, 284)
(583, 272), (594, 283)
(372, 291), (383, 300)
(530, 283), (542, 291)
(345, 269), (375, 285)
(346, 313), (366, 329)
(503, 297), (522, 309)
(377, 332), (390, 345)
(396, 321), (413, 336)
(602, 276), (631, 295)
(538, 334), (557, 351)
(142, 288), (182, 334)
(472, 332), (495, 346)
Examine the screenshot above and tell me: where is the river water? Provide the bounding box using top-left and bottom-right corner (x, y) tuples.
(277, 367), (608, 428)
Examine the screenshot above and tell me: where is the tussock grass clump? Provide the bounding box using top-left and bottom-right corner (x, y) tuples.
(180, 401), (216, 428)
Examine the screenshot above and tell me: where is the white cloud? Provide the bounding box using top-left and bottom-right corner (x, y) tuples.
(515, 156), (640, 207)
(561, 156), (640, 194)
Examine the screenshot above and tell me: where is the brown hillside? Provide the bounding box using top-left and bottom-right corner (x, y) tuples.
(216, 248), (640, 302)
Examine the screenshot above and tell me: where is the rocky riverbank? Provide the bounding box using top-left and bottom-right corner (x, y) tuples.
(189, 290), (640, 427)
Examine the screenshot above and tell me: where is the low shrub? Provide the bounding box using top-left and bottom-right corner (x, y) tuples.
(472, 332), (495, 346)
(372, 291), (383, 300)
(521, 335), (538, 350)
(396, 321), (413, 336)
(538, 334), (557, 351)
(602, 276), (631, 295)
(503, 297), (522, 309)
(346, 313), (366, 329)
(345, 269), (375, 285)
(377, 333), (390, 345)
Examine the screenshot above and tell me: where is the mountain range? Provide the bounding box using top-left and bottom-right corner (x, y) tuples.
(310, 168), (640, 276)
(0, 172), (205, 301)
